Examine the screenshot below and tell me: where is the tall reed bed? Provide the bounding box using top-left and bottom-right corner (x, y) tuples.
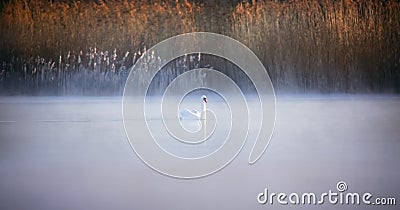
(0, 0), (199, 59)
(0, 0), (399, 94)
(0, 49), (134, 95)
(230, 0), (400, 92)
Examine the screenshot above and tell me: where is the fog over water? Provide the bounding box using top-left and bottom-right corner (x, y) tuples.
(0, 95), (399, 209)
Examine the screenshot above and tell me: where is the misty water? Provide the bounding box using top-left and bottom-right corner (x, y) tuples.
(0, 95), (399, 210)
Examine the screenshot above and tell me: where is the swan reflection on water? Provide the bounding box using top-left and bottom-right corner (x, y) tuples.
(179, 119), (203, 133)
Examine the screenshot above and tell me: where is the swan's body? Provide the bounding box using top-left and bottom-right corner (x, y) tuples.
(179, 109), (201, 120)
(179, 95), (207, 120)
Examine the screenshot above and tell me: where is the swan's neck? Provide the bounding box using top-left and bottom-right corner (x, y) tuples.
(201, 101), (206, 119)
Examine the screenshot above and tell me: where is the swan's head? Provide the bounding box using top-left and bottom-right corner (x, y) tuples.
(202, 95), (207, 103)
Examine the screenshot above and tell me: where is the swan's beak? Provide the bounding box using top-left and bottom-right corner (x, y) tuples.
(203, 98), (207, 103)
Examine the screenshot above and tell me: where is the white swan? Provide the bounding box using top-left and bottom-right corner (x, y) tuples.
(179, 95), (207, 120)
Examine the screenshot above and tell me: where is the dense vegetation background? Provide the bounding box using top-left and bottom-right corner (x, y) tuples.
(0, 0), (399, 94)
